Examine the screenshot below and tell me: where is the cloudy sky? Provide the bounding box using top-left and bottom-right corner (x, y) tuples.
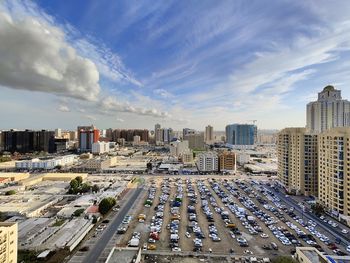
(1, 0), (350, 131)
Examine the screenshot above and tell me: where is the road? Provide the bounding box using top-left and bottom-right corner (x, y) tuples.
(269, 185), (350, 247)
(82, 187), (144, 263)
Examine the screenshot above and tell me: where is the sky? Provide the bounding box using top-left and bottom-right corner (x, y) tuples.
(1, 0), (350, 131)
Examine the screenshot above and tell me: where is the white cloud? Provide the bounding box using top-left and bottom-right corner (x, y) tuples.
(58, 104), (70, 112)
(116, 118), (124, 122)
(98, 96), (170, 118)
(84, 115), (97, 121)
(153, 88), (174, 98)
(0, 12), (100, 101)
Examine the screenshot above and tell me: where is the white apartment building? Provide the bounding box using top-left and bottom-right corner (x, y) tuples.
(92, 141), (110, 154)
(0, 222), (17, 263)
(307, 85), (350, 133)
(196, 152), (218, 172)
(15, 155), (76, 170)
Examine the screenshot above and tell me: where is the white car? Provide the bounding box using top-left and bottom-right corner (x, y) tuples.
(185, 232), (191, 238)
(342, 229), (349, 234)
(172, 247), (181, 252)
(347, 245), (350, 253)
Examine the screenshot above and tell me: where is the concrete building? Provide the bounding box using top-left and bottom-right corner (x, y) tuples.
(169, 140), (189, 156)
(92, 141), (110, 154)
(181, 152), (194, 164)
(219, 151), (237, 171)
(55, 128), (62, 138)
(77, 125), (100, 152)
(318, 127), (350, 222)
(82, 157), (117, 171)
(196, 152), (218, 172)
(184, 132), (205, 150)
(0, 222), (17, 263)
(225, 124), (257, 147)
(307, 85), (350, 133)
(15, 155), (76, 170)
(205, 125), (214, 144)
(277, 128), (318, 196)
(133, 135), (141, 146)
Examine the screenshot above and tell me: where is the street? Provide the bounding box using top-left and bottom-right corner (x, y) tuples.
(81, 187), (144, 263)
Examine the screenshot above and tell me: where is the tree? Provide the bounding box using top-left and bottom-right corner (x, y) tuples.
(5, 190), (16, 196)
(271, 256), (297, 263)
(81, 183), (91, 193)
(73, 208), (85, 217)
(311, 203), (324, 216)
(99, 197), (116, 215)
(75, 176), (83, 185)
(70, 179), (79, 190)
(92, 184), (100, 193)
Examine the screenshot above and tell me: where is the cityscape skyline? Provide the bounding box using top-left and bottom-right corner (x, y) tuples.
(1, 1), (350, 130)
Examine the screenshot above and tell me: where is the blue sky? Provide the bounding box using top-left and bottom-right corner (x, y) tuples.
(1, 0), (350, 131)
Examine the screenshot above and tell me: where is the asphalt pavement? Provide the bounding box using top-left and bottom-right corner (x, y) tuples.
(82, 187), (144, 263)
(269, 186), (350, 248)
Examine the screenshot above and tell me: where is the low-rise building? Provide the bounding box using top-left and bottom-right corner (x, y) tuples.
(15, 155), (77, 170)
(82, 157), (117, 171)
(92, 141), (110, 154)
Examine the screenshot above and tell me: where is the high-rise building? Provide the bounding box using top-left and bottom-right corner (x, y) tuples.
(1, 130), (55, 153)
(0, 222), (18, 263)
(55, 128), (62, 138)
(205, 125), (214, 144)
(307, 85), (350, 133)
(197, 152), (218, 172)
(169, 140), (190, 156)
(219, 151), (237, 171)
(225, 124), (257, 146)
(183, 128), (196, 138)
(318, 127), (350, 220)
(184, 132), (205, 150)
(77, 125), (100, 152)
(277, 128), (318, 196)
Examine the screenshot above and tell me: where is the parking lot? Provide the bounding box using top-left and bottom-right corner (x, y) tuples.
(107, 176), (346, 258)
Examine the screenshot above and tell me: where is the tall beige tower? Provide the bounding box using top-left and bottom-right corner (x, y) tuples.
(0, 222), (17, 263)
(205, 125), (214, 144)
(277, 128), (318, 196)
(318, 127), (350, 221)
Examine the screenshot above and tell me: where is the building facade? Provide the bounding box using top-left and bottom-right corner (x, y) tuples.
(205, 125), (214, 144)
(318, 128), (350, 221)
(225, 124), (257, 146)
(196, 152), (218, 172)
(15, 155), (76, 170)
(1, 130), (55, 153)
(169, 140), (190, 156)
(77, 125), (100, 152)
(184, 133), (205, 150)
(219, 151), (237, 171)
(0, 222), (17, 263)
(92, 141), (110, 154)
(307, 85), (350, 133)
(277, 128), (318, 196)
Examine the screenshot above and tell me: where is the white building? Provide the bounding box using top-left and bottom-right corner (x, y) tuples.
(133, 135), (141, 146)
(196, 152), (218, 172)
(307, 85), (350, 133)
(15, 155), (77, 170)
(92, 141), (110, 154)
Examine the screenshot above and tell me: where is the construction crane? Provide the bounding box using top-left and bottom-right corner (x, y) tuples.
(248, 120), (257, 125)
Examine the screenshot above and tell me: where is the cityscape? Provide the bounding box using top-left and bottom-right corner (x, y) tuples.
(1, 1), (350, 263)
